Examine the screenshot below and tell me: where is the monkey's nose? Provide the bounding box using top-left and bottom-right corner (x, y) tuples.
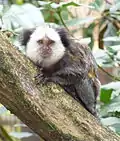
(43, 36), (54, 46)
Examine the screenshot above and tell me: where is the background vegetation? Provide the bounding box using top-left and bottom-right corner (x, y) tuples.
(0, 0), (120, 140)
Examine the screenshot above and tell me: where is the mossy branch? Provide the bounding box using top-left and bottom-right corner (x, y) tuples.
(0, 32), (120, 141)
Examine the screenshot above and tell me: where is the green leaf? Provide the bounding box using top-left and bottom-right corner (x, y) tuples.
(0, 106), (7, 115)
(94, 0), (103, 7)
(2, 3), (44, 30)
(0, 5), (3, 15)
(61, 10), (69, 21)
(111, 95), (120, 104)
(110, 2), (120, 12)
(38, 1), (51, 6)
(51, 1), (80, 9)
(39, 1), (94, 9)
(14, 123), (26, 127)
(93, 49), (110, 66)
(101, 82), (120, 90)
(38, 1), (80, 9)
(108, 45), (120, 52)
(101, 117), (120, 126)
(101, 117), (120, 134)
(10, 132), (33, 139)
(112, 124), (120, 133)
(90, 0), (103, 11)
(79, 38), (91, 44)
(66, 16), (97, 26)
(16, 0), (24, 5)
(103, 36), (120, 42)
(100, 88), (113, 103)
(100, 94), (120, 117)
(107, 103), (120, 113)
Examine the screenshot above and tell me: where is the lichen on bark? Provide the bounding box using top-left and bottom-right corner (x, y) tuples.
(0, 32), (120, 141)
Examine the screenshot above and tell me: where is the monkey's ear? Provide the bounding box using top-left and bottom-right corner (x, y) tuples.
(55, 28), (70, 48)
(19, 28), (35, 46)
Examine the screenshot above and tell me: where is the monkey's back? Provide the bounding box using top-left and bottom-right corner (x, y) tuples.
(50, 41), (100, 117)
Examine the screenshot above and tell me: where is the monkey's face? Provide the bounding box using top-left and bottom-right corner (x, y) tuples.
(26, 26), (65, 68)
(36, 36), (55, 58)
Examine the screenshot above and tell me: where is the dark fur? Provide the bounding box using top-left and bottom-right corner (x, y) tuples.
(19, 28), (35, 46)
(19, 27), (100, 117)
(41, 37), (99, 117)
(19, 27), (69, 47)
(55, 28), (70, 48)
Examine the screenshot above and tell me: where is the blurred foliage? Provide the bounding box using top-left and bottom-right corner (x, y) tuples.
(0, 104), (38, 140)
(0, 105), (30, 141)
(0, 0), (120, 139)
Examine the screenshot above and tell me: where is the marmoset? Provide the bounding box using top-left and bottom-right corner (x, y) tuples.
(19, 25), (100, 117)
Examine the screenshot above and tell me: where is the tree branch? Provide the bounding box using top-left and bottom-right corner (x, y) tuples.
(0, 32), (120, 141)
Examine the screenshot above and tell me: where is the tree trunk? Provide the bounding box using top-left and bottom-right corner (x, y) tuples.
(0, 32), (120, 141)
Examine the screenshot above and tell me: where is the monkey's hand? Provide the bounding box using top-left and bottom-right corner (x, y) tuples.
(34, 73), (50, 85)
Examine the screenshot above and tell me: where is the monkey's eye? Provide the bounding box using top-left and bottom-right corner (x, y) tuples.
(37, 40), (43, 44)
(49, 40), (55, 44)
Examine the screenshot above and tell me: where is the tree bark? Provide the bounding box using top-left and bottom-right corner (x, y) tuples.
(0, 32), (120, 141)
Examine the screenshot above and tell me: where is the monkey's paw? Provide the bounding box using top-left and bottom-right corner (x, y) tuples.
(34, 73), (50, 85)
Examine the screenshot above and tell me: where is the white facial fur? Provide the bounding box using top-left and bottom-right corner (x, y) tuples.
(26, 26), (65, 68)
